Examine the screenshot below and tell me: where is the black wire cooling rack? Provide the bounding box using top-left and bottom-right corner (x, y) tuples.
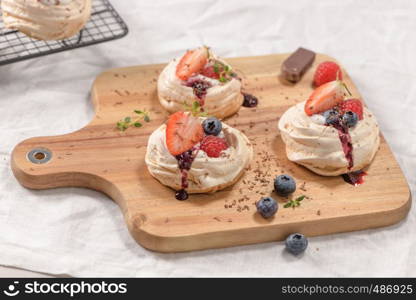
(0, 0), (128, 66)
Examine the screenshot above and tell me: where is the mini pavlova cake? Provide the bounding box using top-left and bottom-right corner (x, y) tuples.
(157, 46), (243, 119)
(1, 0), (92, 40)
(145, 112), (253, 200)
(278, 79), (380, 182)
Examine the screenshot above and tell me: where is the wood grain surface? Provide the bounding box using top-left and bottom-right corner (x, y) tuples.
(11, 53), (411, 252)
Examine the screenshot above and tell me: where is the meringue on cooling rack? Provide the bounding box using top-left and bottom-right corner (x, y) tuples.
(1, 0), (92, 40)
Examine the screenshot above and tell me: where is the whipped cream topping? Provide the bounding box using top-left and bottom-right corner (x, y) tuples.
(278, 101), (380, 176)
(310, 114), (326, 125)
(157, 53), (243, 119)
(145, 120), (253, 193)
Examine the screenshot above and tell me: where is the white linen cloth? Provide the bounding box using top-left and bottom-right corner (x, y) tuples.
(0, 0), (415, 277)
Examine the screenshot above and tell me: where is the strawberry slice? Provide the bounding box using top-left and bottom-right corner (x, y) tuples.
(338, 98), (364, 120)
(166, 111), (204, 156)
(176, 47), (209, 81)
(304, 80), (347, 116)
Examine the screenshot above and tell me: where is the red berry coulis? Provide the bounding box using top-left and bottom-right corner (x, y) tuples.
(185, 78), (211, 107)
(242, 93), (258, 107)
(326, 114), (365, 186)
(174, 148), (199, 200)
(175, 189), (188, 201)
(342, 171), (367, 186)
(331, 122), (353, 169)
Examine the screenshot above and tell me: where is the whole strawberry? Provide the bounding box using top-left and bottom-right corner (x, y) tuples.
(313, 61), (343, 87)
(200, 136), (228, 158)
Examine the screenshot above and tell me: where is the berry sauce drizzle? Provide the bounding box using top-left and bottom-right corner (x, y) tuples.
(174, 148), (199, 200)
(327, 115), (366, 186)
(331, 122), (353, 169)
(342, 171), (367, 186)
(242, 93), (258, 107)
(185, 78), (211, 107)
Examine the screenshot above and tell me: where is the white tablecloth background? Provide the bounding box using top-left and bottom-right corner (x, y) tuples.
(0, 0), (415, 277)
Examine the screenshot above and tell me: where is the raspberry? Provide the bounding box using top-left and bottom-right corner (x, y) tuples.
(313, 61), (342, 87)
(201, 66), (219, 79)
(200, 136), (228, 158)
(338, 98), (363, 120)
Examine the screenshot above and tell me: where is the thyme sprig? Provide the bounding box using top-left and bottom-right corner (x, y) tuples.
(116, 110), (150, 131)
(183, 101), (208, 117)
(212, 60), (237, 83)
(283, 195), (306, 209)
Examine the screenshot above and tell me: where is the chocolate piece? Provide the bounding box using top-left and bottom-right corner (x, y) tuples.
(281, 47), (316, 83)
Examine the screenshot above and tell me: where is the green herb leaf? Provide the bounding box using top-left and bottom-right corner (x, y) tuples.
(213, 63), (220, 74)
(296, 195), (305, 202)
(192, 101), (200, 111)
(210, 60), (235, 83)
(183, 101), (207, 117)
(116, 109), (151, 131)
(283, 195), (306, 209)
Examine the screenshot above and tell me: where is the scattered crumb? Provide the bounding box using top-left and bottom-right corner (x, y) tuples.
(299, 182), (307, 191)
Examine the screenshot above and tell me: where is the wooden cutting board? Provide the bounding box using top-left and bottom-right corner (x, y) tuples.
(11, 53), (411, 252)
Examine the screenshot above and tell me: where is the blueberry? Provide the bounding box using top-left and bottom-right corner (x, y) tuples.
(256, 197), (278, 218)
(202, 117), (222, 136)
(274, 174), (296, 196)
(285, 233), (308, 255)
(342, 111), (358, 128)
(323, 109), (340, 125)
